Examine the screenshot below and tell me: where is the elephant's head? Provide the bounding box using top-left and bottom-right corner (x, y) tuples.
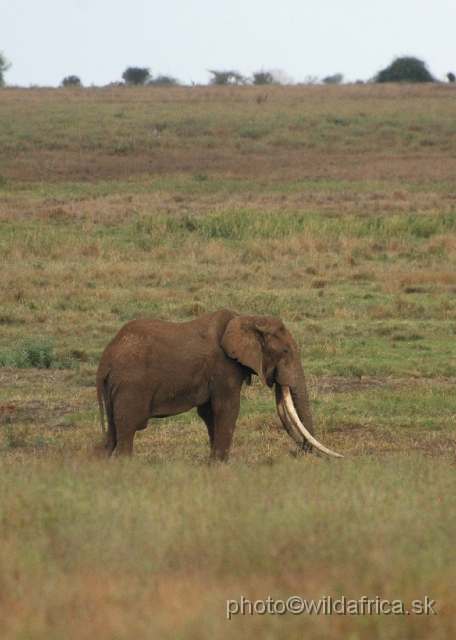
(221, 315), (343, 458)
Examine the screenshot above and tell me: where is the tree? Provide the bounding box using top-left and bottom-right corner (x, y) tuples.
(375, 57), (435, 83)
(447, 72), (455, 83)
(208, 70), (245, 85)
(0, 52), (11, 87)
(322, 73), (343, 85)
(61, 75), (82, 87)
(252, 70), (274, 85)
(122, 67), (150, 85)
(148, 75), (179, 86)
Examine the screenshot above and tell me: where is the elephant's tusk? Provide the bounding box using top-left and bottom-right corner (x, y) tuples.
(281, 386), (344, 459)
(275, 386), (303, 445)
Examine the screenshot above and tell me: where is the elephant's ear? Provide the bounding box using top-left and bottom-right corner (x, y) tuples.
(221, 316), (266, 385)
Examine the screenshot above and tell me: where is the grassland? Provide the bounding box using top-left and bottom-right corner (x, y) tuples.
(0, 84), (455, 639)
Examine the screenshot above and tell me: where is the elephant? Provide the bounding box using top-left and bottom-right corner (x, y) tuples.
(96, 308), (343, 462)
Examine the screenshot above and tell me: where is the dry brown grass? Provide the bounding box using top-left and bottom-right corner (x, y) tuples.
(2, 187), (456, 224)
(1, 568), (453, 640)
(0, 453), (454, 640)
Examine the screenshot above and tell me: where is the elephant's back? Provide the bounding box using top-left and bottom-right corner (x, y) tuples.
(98, 309), (237, 370)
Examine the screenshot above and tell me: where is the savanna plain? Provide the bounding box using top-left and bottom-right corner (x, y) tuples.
(0, 84), (455, 639)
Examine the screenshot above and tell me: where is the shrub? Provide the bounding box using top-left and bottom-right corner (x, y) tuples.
(375, 57), (435, 83)
(322, 73), (343, 85)
(148, 75), (179, 86)
(0, 52), (11, 87)
(4, 424), (29, 448)
(61, 75), (82, 87)
(252, 71), (274, 85)
(122, 67), (151, 85)
(208, 70), (246, 85)
(0, 338), (54, 369)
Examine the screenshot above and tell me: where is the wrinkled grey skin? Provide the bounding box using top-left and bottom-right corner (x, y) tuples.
(96, 308), (314, 462)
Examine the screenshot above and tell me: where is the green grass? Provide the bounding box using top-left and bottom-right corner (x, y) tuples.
(3, 174), (456, 199)
(146, 207), (456, 241)
(1, 204), (454, 376)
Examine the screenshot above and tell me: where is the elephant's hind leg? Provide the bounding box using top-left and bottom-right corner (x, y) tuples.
(115, 431), (136, 456)
(112, 389), (149, 457)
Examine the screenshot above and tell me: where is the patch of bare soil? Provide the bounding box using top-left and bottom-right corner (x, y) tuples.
(0, 368), (89, 429)
(313, 376), (389, 394)
(3, 148), (456, 183)
(311, 375), (454, 394)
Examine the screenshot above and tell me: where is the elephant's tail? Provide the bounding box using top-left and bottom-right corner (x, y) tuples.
(94, 364), (118, 459)
(97, 387), (106, 436)
(96, 368), (108, 436)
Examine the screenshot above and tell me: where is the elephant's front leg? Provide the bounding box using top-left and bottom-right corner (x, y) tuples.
(197, 402), (215, 447)
(209, 393), (241, 463)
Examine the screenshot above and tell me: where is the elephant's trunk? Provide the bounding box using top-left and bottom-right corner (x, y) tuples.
(289, 375), (315, 438)
(274, 363), (315, 447)
(278, 385), (343, 459)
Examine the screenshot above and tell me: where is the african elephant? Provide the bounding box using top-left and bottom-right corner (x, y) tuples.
(96, 308), (342, 462)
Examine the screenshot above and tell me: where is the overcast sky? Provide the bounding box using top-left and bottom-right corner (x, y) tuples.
(1, 0), (455, 87)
